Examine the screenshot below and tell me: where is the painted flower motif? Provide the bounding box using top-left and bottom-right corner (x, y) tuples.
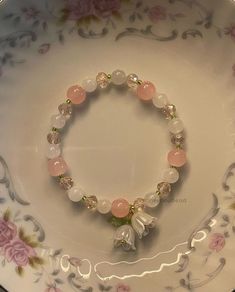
(45, 287), (62, 292)
(0, 219), (17, 247)
(3, 238), (36, 266)
(209, 233), (225, 252)
(131, 211), (156, 239)
(116, 283), (131, 292)
(21, 6), (40, 20)
(93, 0), (121, 18)
(38, 43), (51, 54)
(224, 24), (235, 41)
(148, 5), (167, 23)
(114, 224), (136, 251)
(64, 0), (94, 20)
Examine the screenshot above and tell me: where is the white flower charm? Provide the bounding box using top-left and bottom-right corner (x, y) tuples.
(113, 224), (136, 251)
(131, 211), (156, 239)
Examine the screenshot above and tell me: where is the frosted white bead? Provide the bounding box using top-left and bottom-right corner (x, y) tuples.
(152, 93), (168, 108)
(82, 78), (97, 93)
(144, 192), (160, 208)
(51, 114), (66, 129)
(97, 199), (112, 214)
(46, 144), (61, 159)
(163, 167), (179, 183)
(168, 118), (184, 134)
(67, 186), (85, 202)
(111, 69), (126, 85)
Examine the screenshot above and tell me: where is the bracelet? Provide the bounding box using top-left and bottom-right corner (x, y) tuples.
(46, 70), (187, 251)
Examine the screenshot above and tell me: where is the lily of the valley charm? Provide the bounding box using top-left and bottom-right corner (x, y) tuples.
(113, 210), (157, 251)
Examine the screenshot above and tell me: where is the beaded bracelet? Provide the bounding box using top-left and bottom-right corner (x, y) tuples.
(46, 70), (187, 251)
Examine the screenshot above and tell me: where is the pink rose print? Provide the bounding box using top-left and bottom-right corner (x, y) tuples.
(224, 24), (235, 41)
(148, 5), (167, 23)
(209, 233), (225, 252)
(65, 0), (94, 20)
(3, 238), (36, 266)
(116, 283), (131, 292)
(0, 219), (17, 247)
(93, 0), (121, 18)
(45, 287), (62, 292)
(38, 43), (51, 54)
(21, 6), (40, 20)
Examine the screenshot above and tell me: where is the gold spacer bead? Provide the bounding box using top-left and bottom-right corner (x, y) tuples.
(66, 99), (71, 104)
(82, 195), (87, 201)
(107, 74), (111, 79)
(52, 127), (58, 132)
(137, 80), (143, 85)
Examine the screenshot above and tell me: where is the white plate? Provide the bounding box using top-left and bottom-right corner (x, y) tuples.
(0, 0), (235, 291)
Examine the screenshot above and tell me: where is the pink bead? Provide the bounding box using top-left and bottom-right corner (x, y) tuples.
(111, 198), (130, 218)
(137, 81), (156, 101)
(167, 149), (187, 167)
(48, 156), (68, 177)
(67, 85), (86, 105)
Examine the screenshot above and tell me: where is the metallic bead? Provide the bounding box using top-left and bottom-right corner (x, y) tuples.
(58, 103), (72, 119)
(59, 176), (74, 190)
(84, 195), (98, 210)
(47, 131), (61, 144)
(157, 182), (171, 198)
(66, 99), (71, 104)
(161, 104), (176, 119)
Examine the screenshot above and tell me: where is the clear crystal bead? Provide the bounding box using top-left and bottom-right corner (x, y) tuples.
(133, 198), (145, 211)
(161, 104), (176, 119)
(47, 131), (61, 144)
(157, 182), (171, 198)
(96, 72), (109, 89)
(171, 133), (185, 146)
(58, 103), (72, 119)
(84, 195), (98, 209)
(59, 176), (74, 190)
(127, 73), (139, 90)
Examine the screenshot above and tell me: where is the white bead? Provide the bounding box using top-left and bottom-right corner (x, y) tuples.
(67, 186), (85, 202)
(163, 167), (179, 183)
(97, 199), (112, 214)
(111, 69), (126, 85)
(152, 93), (168, 108)
(144, 192), (160, 208)
(82, 78), (97, 93)
(51, 114), (66, 129)
(46, 144), (61, 159)
(168, 118), (184, 134)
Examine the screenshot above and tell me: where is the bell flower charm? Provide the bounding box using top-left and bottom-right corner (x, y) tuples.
(131, 211), (156, 239)
(113, 224), (136, 251)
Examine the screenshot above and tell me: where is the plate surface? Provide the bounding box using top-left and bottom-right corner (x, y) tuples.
(0, 0), (235, 291)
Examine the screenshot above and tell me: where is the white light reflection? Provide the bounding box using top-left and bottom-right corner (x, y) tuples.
(94, 219), (217, 281)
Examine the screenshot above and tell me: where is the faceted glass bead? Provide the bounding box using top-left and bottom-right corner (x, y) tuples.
(133, 198), (145, 211)
(47, 131), (61, 144)
(157, 182), (171, 198)
(161, 104), (176, 119)
(96, 72), (109, 89)
(84, 195), (98, 210)
(58, 103), (72, 119)
(127, 73), (139, 89)
(171, 133), (185, 146)
(59, 176), (74, 190)
(144, 192), (160, 208)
